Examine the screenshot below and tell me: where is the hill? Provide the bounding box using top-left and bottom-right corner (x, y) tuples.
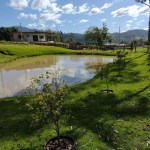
(63, 33), (85, 43)
(111, 29), (148, 43)
(16, 26), (148, 43)
(16, 26), (39, 32)
(65, 30), (148, 43)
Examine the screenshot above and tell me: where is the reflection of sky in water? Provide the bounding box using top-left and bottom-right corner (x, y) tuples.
(0, 55), (115, 98)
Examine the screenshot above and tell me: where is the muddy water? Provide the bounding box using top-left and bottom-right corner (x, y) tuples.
(0, 55), (115, 98)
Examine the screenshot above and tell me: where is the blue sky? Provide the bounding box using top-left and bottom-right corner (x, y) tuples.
(0, 0), (149, 33)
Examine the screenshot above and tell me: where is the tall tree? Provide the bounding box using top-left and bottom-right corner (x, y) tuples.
(84, 24), (108, 49)
(45, 29), (52, 33)
(67, 33), (75, 43)
(59, 31), (64, 42)
(53, 32), (60, 42)
(45, 29), (60, 42)
(109, 39), (112, 45)
(0, 26), (18, 41)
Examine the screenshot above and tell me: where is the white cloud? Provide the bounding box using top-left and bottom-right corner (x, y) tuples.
(47, 3), (60, 13)
(101, 19), (106, 22)
(40, 2), (89, 15)
(126, 24), (131, 27)
(8, 0), (30, 10)
(18, 13), (37, 20)
(144, 27), (148, 30)
(53, 19), (63, 24)
(61, 4), (75, 14)
(51, 24), (56, 28)
(89, 3), (113, 15)
(112, 22), (117, 24)
(121, 30), (127, 33)
(112, 22), (117, 26)
(101, 3), (113, 9)
(89, 7), (102, 15)
(31, 0), (56, 11)
(136, 19), (145, 25)
(27, 23), (37, 28)
(79, 3), (89, 13)
(79, 19), (89, 23)
(111, 5), (148, 18)
(126, 24), (131, 29)
(75, 3), (89, 14)
(40, 13), (61, 21)
(126, 20), (133, 23)
(39, 23), (46, 29)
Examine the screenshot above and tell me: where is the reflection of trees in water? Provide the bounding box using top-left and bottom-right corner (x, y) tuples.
(84, 56), (114, 74)
(86, 64), (102, 74)
(0, 56), (115, 98)
(1, 55), (114, 71)
(0, 56), (59, 71)
(70, 56), (111, 64)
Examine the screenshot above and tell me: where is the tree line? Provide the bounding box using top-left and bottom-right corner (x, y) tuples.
(0, 26), (18, 41)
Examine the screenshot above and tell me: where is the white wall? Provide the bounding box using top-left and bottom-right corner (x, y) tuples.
(38, 35), (46, 42)
(11, 33), (47, 42)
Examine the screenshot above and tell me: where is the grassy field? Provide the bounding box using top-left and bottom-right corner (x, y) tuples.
(0, 45), (150, 149)
(0, 44), (116, 64)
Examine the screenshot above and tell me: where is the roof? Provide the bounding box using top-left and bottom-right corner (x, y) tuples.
(104, 43), (126, 46)
(11, 31), (53, 34)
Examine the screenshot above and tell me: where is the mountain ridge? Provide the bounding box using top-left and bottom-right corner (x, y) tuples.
(15, 26), (148, 43)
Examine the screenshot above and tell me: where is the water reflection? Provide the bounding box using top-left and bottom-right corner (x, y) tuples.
(0, 55), (115, 98)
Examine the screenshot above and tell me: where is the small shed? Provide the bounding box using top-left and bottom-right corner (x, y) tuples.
(69, 42), (84, 50)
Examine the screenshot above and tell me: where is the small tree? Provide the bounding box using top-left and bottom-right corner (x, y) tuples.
(84, 23), (108, 49)
(99, 65), (110, 91)
(116, 51), (124, 76)
(133, 40), (137, 53)
(130, 41), (134, 51)
(25, 70), (70, 147)
(123, 52), (128, 67)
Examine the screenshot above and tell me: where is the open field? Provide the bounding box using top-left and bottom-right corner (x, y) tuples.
(0, 46), (150, 149)
(0, 44), (116, 64)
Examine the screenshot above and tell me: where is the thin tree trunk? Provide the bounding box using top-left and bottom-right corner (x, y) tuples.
(106, 78), (109, 91)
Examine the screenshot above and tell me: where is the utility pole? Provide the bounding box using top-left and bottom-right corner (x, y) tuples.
(119, 27), (120, 49)
(136, 0), (150, 44)
(20, 22), (22, 42)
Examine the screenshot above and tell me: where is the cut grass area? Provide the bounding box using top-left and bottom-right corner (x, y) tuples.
(0, 44), (116, 64)
(0, 47), (150, 149)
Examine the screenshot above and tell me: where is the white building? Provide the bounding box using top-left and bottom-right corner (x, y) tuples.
(10, 31), (54, 42)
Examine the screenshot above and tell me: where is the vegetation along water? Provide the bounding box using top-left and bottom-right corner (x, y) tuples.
(0, 42), (150, 149)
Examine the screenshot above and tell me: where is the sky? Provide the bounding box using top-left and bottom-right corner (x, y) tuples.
(0, 0), (150, 33)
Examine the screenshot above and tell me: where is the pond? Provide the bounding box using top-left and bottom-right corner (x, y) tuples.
(0, 55), (115, 98)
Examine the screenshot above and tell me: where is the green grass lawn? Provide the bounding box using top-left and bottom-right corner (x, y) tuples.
(0, 44), (116, 64)
(0, 45), (150, 149)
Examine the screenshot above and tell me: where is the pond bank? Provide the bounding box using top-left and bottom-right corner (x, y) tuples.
(0, 47), (149, 149)
(0, 44), (116, 65)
